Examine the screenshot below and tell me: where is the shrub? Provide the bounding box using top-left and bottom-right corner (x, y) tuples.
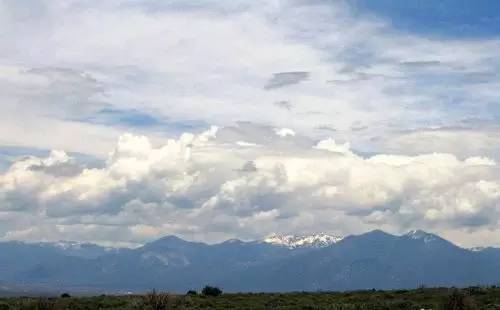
(60, 293), (71, 298)
(186, 290), (198, 296)
(202, 286), (222, 297)
(444, 290), (478, 310)
(41, 299), (56, 309)
(467, 286), (487, 296)
(141, 290), (170, 310)
(24, 298), (55, 310)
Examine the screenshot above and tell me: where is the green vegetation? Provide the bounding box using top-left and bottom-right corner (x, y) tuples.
(0, 286), (498, 309)
(201, 286), (222, 297)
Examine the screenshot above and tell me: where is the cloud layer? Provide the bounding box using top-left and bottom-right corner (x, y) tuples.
(1, 1), (500, 246)
(2, 0), (500, 157)
(1, 125), (499, 247)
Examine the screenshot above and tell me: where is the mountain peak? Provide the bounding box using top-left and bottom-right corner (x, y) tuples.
(219, 238), (245, 245)
(154, 235), (186, 243)
(263, 233), (343, 249)
(405, 230), (438, 243)
(143, 235), (192, 248)
(355, 229), (397, 239)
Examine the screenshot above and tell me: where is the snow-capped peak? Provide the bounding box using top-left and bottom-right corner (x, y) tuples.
(263, 233), (343, 249)
(405, 230), (437, 243)
(53, 241), (86, 250)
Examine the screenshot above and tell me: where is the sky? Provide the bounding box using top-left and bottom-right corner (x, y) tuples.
(1, 0), (500, 248)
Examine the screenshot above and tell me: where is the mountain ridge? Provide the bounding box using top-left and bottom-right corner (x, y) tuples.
(0, 230), (498, 293)
(4, 230), (493, 251)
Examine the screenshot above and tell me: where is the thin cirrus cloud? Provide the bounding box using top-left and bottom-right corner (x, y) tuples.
(264, 72), (310, 90)
(1, 0), (500, 246)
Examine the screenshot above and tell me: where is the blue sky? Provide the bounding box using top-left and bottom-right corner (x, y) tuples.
(354, 0), (500, 38)
(1, 0), (500, 247)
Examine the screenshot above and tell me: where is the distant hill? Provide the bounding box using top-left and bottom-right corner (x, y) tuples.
(0, 230), (499, 293)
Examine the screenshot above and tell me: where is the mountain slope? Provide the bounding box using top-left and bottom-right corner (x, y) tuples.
(233, 230), (500, 291)
(0, 230), (498, 293)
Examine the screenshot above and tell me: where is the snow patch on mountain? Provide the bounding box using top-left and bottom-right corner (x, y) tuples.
(469, 246), (487, 252)
(53, 241), (89, 250)
(405, 230), (437, 243)
(141, 251), (190, 267)
(264, 233), (343, 248)
(40, 241), (116, 252)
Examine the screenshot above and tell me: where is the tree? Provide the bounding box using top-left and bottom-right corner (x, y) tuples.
(202, 285), (222, 297)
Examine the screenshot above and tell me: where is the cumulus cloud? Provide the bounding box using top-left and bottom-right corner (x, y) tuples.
(1, 1), (500, 247)
(275, 128), (296, 137)
(315, 138), (352, 155)
(1, 126), (500, 247)
(28, 150), (83, 177)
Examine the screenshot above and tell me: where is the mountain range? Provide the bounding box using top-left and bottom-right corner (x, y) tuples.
(0, 230), (499, 294)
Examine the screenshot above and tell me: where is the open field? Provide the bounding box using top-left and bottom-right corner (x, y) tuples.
(0, 287), (499, 309)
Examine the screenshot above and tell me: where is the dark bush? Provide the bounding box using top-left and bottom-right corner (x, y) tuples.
(444, 290), (477, 310)
(202, 285), (222, 297)
(60, 293), (71, 298)
(467, 286), (487, 296)
(186, 290), (198, 296)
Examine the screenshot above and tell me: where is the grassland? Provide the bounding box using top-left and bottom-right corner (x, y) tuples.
(0, 286), (499, 309)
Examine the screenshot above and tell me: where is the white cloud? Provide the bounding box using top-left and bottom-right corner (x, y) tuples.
(1, 1), (500, 247)
(378, 127), (500, 159)
(315, 138), (352, 155)
(2, 0), (500, 157)
(275, 128), (296, 137)
(1, 126), (500, 247)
